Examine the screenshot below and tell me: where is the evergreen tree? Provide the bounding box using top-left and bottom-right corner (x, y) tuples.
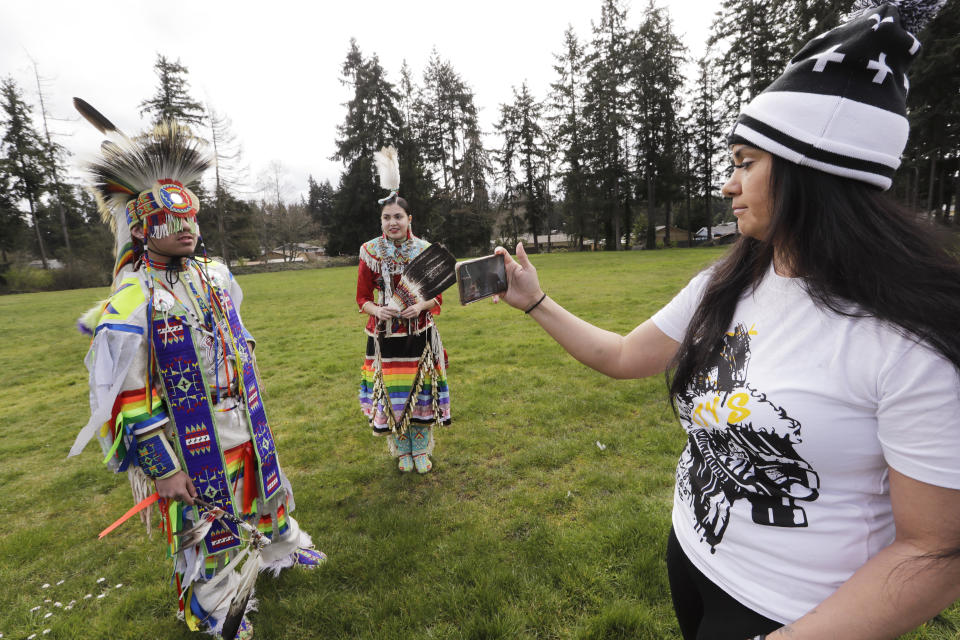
(689, 54), (724, 242)
(708, 0), (793, 124)
(69, 184), (113, 266)
(222, 194), (261, 260)
(494, 97), (521, 247)
(900, 0), (960, 220)
(496, 82), (547, 252)
(395, 60), (435, 238)
(0, 77), (51, 267)
(330, 159), (378, 256)
(582, 0), (632, 250)
(412, 50), (490, 254)
(549, 26), (589, 249)
(327, 40), (404, 255)
(306, 175), (336, 231)
(139, 54), (206, 127)
(454, 121), (494, 251)
(0, 170), (26, 264)
(783, 0), (847, 52)
(630, 0), (686, 249)
(416, 51), (481, 198)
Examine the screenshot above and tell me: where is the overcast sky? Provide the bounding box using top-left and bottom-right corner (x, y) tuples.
(1, 0), (717, 201)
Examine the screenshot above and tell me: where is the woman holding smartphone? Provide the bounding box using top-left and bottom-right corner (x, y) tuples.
(496, 2), (960, 638)
(357, 191), (451, 474)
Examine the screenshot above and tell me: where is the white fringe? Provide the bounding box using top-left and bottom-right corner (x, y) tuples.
(127, 466), (155, 538)
(260, 530), (314, 578)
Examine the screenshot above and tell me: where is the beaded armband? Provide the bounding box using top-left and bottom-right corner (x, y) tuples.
(136, 430), (181, 479)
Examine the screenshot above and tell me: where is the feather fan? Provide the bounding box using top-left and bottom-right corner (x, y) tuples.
(373, 145), (400, 192)
(387, 244), (457, 311)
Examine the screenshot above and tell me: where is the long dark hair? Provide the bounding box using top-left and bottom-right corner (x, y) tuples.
(669, 154), (960, 401)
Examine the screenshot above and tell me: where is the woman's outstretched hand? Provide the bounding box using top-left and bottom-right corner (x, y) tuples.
(494, 243), (544, 310)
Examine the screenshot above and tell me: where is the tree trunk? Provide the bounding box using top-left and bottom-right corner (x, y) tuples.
(217, 200), (230, 266)
(530, 199), (541, 254)
(926, 151), (938, 218)
(685, 148), (692, 248)
(55, 187), (70, 255)
(28, 196), (49, 269)
(664, 199), (671, 247)
(612, 175), (621, 251)
(936, 168), (946, 223)
(646, 174), (656, 250)
(703, 170), (713, 242)
(953, 171), (960, 225)
(34, 62), (71, 255)
(593, 207), (600, 251)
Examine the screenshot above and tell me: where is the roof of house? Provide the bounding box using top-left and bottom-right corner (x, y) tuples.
(694, 221), (738, 238)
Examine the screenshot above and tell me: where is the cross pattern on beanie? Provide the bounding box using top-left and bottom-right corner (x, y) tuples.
(867, 53), (893, 83)
(811, 44), (845, 72)
(906, 32), (920, 54)
(726, 1), (942, 191)
(869, 14), (895, 29)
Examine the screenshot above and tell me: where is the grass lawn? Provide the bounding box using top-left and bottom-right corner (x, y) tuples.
(0, 247), (957, 639)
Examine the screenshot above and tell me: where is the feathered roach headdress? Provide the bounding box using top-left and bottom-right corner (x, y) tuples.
(374, 145), (400, 205)
(75, 98), (212, 287)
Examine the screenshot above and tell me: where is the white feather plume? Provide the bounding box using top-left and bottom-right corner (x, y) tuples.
(373, 145), (400, 192)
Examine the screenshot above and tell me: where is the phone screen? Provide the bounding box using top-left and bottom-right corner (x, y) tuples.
(456, 254), (507, 305)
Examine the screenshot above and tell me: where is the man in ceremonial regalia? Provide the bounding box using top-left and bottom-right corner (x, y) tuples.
(70, 107), (325, 640)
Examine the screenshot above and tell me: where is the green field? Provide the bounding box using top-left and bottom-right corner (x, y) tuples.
(1, 249), (957, 639)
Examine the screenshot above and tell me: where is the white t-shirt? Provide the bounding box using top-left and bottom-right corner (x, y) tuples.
(651, 264), (960, 624)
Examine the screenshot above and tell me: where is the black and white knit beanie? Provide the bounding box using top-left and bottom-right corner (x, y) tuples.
(728, 0), (946, 190)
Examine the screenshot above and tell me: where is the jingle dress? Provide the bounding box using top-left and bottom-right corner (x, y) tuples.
(357, 234), (451, 457)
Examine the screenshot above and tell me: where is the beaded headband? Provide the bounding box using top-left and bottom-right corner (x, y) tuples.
(125, 179), (201, 236)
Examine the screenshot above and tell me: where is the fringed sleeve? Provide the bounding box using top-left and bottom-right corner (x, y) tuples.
(71, 276), (171, 473)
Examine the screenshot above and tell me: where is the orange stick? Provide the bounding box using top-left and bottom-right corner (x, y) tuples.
(99, 492), (159, 539)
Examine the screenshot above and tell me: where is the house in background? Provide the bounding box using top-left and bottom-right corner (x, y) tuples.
(694, 221), (739, 244)
(512, 231), (579, 252)
(654, 225), (692, 247)
(260, 242), (325, 263)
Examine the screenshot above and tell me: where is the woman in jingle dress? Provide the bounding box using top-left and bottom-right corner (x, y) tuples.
(357, 196), (451, 473)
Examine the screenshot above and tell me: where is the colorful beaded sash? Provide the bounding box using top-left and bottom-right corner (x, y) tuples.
(151, 287), (281, 556)
(219, 288), (283, 502)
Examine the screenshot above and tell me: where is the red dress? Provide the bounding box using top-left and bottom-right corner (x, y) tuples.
(356, 235), (451, 436)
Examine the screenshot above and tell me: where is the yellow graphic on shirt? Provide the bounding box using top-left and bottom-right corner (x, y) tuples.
(675, 321), (820, 551)
(726, 323), (758, 337)
(690, 390), (752, 427)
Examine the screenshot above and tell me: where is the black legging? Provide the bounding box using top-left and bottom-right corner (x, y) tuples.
(666, 527), (783, 640)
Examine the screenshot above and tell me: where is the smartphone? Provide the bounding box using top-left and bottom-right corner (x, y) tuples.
(456, 253), (507, 305)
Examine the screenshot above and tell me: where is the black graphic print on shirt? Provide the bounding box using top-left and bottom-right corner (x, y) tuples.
(675, 323), (820, 552)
